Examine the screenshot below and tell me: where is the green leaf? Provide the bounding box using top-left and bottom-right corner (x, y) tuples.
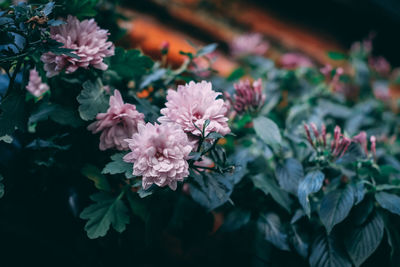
(275, 158), (304, 195)
(375, 192), (400, 216)
(251, 174), (291, 212)
(227, 67), (245, 81)
(189, 171), (234, 211)
(0, 90), (25, 136)
(257, 213), (290, 251)
(29, 102), (82, 127)
(110, 48), (153, 80)
(345, 212), (384, 267)
(219, 209), (251, 232)
(0, 135), (13, 143)
(77, 79), (108, 121)
(102, 153), (134, 179)
(81, 164), (111, 192)
(0, 174), (4, 198)
(80, 191), (130, 239)
(318, 185), (354, 233)
(298, 170), (324, 217)
(253, 116), (282, 150)
(290, 224), (309, 258)
(309, 231), (351, 267)
(327, 51), (347, 61)
(196, 43), (217, 57)
(126, 190), (149, 222)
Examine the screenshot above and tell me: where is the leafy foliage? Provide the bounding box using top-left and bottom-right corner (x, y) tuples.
(80, 191), (130, 239)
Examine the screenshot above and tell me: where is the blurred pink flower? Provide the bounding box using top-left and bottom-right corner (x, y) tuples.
(159, 81), (230, 138)
(41, 15), (114, 77)
(280, 53), (314, 69)
(189, 52), (217, 78)
(88, 90), (144, 151)
(230, 33), (269, 57)
(226, 78), (266, 114)
(123, 123), (192, 190)
(369, 56), (391, 76)
(26, 68), (49, 97)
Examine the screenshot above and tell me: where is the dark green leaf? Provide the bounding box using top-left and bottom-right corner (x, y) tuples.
(0, 90), (26, 136)
(77, 79), (108, 121)
(0, 174), (4, 198)
(318, 185), (354, 233)
(275, 158), (304, 195)
(309, 231), (351, 267)
(219, 209), (251, 232)
(102, 153), (134, 179)
(345, 212), (384, 267)
(251, 174), (291, 212)
(81, 164), (111, 192)
(375, 192), (400, 216)
(290, 225), (309, 258)
(327, 51), (347, 61)
(189, 171), (234, 211)
(258, 213), (290, 251)
(298, 170), (324, 217)
(253, 116), (282, 149)
(110, 48), (153, 80)
(80, 191), (130, 239)
(126, 191), (149, 222)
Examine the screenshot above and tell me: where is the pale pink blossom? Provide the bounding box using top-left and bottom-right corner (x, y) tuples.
(230, 33), (269, 57)
(369, 56), (391, 76)
(123, 123), (192, 190)
(280, 53), (314, 69)
(159, 81), (230, 138)
(26, 68), (49, 97)
(88, 90), (144, 151)
(41, 15), (114, 77)
(226, 78), (266, 114)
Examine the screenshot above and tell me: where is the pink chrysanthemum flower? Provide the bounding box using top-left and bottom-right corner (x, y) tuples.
(26, 68), (49, 97)
(280, 53), (314, 69)
(230, 33), (269, 57)
(226, 78), (266, 114)
(159, 81), (230, 139)
(123, 123), (192, 190)
(88, 90), (144, 151)
(41, 15), (114, 77)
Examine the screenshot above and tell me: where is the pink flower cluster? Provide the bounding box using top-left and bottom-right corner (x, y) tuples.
(304, 123), (377, 160)
(89, 81), (230, 191)
(226, 78), (266, 114)
(159, 81), (230, 138)
(26, 68), (49, 97)
(230, 33), (269, 57)
(41, 15), (114, 77)
(280, 53), (314, 69)
(123, 123), (192, 190)
(88, 90), (144, 151)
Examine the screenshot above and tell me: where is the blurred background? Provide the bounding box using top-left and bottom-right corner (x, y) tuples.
(121, 0), (400, 70)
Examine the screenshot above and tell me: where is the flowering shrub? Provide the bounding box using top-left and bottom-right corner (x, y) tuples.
(1, 1), (400, 266)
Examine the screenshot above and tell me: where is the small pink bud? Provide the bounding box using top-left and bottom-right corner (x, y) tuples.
(353, 131), (367, 154)
(370, 136), (377, 158)
(321, 124), (327, 147)
(310, 123), (319, 139)
(304, 124), (315, 148)
(160, 41), (169, 55)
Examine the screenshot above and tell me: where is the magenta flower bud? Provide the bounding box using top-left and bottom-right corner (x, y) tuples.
(304, 124), (315, 148)
(332, 125), (342, 152)
(310, 123), (319, 139)
(353, 131), (368, 154)
(160, 41), (169, 55)
(321, 124), (327, 146)
(320, 64), (333, 77)
(339, 137), (352, 157)
(370, 136), (377, 158)
(229, 78), (266, 114)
